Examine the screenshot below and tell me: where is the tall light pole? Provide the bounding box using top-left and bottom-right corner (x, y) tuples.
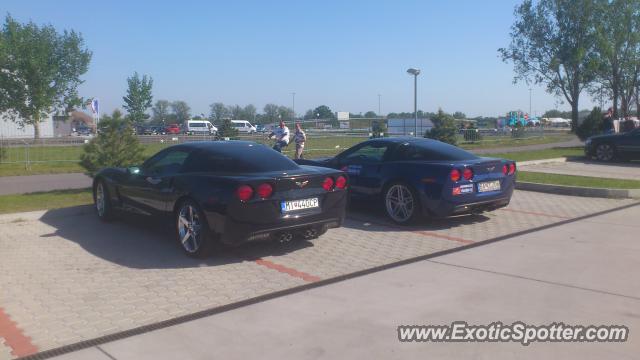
(378, 94), (381, 116)
(528, 88), (532, 116)
(291, 92), (296, 122)
(407, 68), (421, 136)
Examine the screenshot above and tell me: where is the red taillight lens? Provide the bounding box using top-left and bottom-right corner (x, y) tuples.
(256, 183), (273, 199)
(463, 168), (473, 181)
(450, 169), (461, 182)
(509, 163), (516, 175)
(502, 164), (508, 175)
(335, 175), (347, 189)
(322, 177), (334, 191)
(236, 185), (253, 201)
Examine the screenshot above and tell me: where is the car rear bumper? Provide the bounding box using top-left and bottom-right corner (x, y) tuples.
(421, 182), (514, 217)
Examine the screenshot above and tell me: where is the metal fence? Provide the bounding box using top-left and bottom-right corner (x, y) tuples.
(0, 127), (571, 170)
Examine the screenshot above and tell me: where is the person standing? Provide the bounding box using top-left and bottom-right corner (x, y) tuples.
(602, 107), (614, 134)
(294, 122), (307, 159)
(269, 120), (290, 153)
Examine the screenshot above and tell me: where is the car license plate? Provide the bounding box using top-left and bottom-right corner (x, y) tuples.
(281, 198), (319, 212)
(478, 180), (501, 193)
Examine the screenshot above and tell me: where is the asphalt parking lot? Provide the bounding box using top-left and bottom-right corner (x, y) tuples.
(0, 190), (637, 359)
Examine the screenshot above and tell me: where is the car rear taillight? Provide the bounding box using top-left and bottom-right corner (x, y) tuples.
(335, 175), (347, 189)
(256, 183), (273, 199)
(502, 164), (508, 175)
(236, 185), (253, 202)
(463, 168), (474, 181)
(509, 162), (516, 175)
(450, 169), (461, 182)
(322, 177), (334, 191)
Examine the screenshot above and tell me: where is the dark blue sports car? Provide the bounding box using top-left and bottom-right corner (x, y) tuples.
(295, 137), (516, 224)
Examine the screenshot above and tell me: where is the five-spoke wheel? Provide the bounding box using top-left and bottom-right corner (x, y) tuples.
(384, 183), (420, 224)
(176, 200), (214, 257)
(595, 143), (615, 162)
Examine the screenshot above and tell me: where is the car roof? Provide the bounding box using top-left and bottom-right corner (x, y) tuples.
(166, 141), (262, 152)
(363, 137), (438, 145)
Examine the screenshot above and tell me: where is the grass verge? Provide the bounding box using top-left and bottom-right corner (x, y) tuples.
(0, 188), (92, 214)
(518, 171), (640, 189)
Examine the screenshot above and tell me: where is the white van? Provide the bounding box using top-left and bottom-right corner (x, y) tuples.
(186, 120), (217, 135)
(231, 120), (257, 134)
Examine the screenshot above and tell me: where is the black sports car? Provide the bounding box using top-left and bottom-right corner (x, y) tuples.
(93, 141), (348, 257)
(585, 128), (640, 161)
(296, 137), (516, 224)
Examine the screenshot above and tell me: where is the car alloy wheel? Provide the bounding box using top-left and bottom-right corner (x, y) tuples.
(95, 182), (106, 217)
(596, 144), (614, 161)
(385, 184), (415, 223)
(177, 203), (203, 254)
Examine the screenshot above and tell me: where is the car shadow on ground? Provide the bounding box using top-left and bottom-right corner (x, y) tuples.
(345, 200), (492, 232)
(38, 206), (316, 269)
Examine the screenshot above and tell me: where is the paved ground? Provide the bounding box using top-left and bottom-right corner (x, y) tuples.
(0, 138), (581, 195)
(519, 158), (640, 180)
(0, 173), (92, 195)
(0, 190), (635, 359)
(50, 202), (640, 360)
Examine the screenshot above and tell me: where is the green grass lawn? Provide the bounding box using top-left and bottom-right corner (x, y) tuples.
(518, 171), (640, 189)
(487, 147), (585, 162)
(0, 188), (93, 214)
(0, 134), (577, 177)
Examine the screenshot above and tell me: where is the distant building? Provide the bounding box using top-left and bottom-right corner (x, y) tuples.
(0, 112), (54, 139)
(387, 118), (433, 136)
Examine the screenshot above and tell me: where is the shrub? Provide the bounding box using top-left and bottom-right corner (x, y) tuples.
(80, 110), (145, 177)
(371, 119), (387, 138)
(576, 107), (603, 141)
(424, 109), (457, 145)
(217, 119), (239, 139)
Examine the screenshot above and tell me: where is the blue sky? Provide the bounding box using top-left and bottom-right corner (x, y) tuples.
(3, 0), (595, 118)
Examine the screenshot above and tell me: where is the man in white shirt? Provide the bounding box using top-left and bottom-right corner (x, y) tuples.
(270, 120), (290, 153)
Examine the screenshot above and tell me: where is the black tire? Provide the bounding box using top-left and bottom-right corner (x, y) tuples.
(595, 143), (615, 162)
(383, 181), (422, 225)
(94, 179), (116, 222)
(175, 199), (216, 258)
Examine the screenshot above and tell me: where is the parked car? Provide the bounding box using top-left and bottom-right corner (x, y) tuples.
(92, 141), (348, 257)
(231, 120), (257, 134)
(165, 124), (182, 135)
(585, 128), (640, 161)
(186, 120), (217, 135)
(74, 126), (93, 136)
(256, 124), (274, 134)
(295, 137), (516, 224)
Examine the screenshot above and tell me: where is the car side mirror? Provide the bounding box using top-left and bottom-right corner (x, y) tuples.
(127, 166), (141, 176)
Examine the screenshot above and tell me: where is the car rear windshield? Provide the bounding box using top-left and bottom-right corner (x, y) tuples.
(182, 144), (299, 173)
(397, 141), (479, 161)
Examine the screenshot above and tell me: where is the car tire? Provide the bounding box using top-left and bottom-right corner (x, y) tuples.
(595, 143), (615, 162)
(383, 182), (421, 225)
(175, 199), (216, 258)
(94, 179), (116, 222)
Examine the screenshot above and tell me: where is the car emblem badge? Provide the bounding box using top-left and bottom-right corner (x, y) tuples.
(295, 180), (309, 188)
(487, 166), (495, 171)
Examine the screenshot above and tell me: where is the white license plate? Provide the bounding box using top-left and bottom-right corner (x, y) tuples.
(281, 198), (319, 212)
(478, 180), (501, 193)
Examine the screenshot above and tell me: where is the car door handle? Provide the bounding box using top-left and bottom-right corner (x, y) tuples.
(146, 177), (162, 185)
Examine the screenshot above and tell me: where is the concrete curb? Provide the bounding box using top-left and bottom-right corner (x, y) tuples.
(517, 157), (568, 166)
(516, 181), (640, 199)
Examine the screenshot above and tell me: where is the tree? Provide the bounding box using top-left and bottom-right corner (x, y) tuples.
(263, 103), (280, 124)
(576, 107), (604, 140)
(229, 105), (244, 119)
(452, 111), (467, 119)
(208, 102), (229, 123)
(0, 15), (92, 138)
(243, 104), (257, 122)
(171, 100), (191, 124)
(80, 110), (145, 177)
(151, 100), (170, 125)
(122, 72), (153, 125)
(591, 0), (640, 118)
(424, 109), (457, 145)
(217, 118), (239, 138)
(364, 111), (377, 118)
(277, 106), (294, 121)
(499, 0), (600, 130)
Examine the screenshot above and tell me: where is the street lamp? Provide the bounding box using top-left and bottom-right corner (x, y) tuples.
(407, 68), (421, 136)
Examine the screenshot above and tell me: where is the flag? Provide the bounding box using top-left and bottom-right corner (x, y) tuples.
(90, 99), (99, 115)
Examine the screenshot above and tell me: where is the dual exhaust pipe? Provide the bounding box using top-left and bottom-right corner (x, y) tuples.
(275, 228), (318, 243)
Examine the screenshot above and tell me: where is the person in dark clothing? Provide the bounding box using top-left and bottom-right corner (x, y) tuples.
(602, 108), (614, 134)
